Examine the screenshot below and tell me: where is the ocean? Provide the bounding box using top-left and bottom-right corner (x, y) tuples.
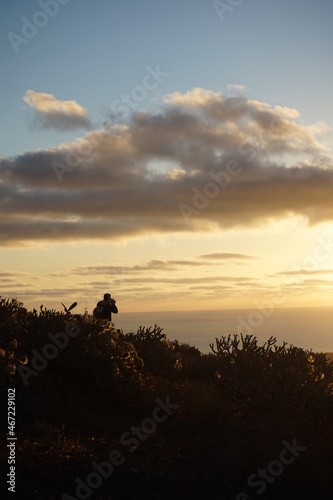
(116, 306), (333, 354)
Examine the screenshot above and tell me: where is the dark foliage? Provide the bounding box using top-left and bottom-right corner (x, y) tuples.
(211, 333), (333, 431)
(1, 296), (333, 499)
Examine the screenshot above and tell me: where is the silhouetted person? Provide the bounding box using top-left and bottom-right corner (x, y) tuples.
(93, 293), (118, 322)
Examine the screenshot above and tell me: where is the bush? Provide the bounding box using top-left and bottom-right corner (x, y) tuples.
(1, 297), (333, 498)
(124, 325), (182, 377)
(0, 297), (145, 413)
(211, 333), (333, 430)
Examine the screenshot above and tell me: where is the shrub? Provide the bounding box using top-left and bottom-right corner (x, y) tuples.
(0, 298), (145, 412)
(211, 333), (333, 430)
(124, 325), (182, 377)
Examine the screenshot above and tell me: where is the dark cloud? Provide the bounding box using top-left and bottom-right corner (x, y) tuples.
(1, 89), (333, 245)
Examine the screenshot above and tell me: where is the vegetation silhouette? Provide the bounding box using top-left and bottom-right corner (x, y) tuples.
(61, 301), (78, 314)
(1, 296), (333, 499)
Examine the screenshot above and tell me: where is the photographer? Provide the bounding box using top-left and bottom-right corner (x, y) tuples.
(93, 293), (118, 322)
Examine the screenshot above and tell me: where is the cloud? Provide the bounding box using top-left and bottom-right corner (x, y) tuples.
(273, 269), (333, 276)
(50, 262), (257, 286)
(1, 88), (333, 245)
(301, 279), (333, 284)
(163, 87), (222, 107)
(227, 84), (246, 91)
(50, 259), (209, 277)
(23, 90), (91, 130)
(0, 271), (35, 278)
(50, 258), (257, 279)
(118, 276), (257, 285)
(200, 253), (258, 260)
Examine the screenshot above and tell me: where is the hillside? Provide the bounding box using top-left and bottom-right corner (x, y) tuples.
(1, 297), (333, 499)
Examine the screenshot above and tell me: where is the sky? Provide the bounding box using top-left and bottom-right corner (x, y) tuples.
(1, 0), (333, 315)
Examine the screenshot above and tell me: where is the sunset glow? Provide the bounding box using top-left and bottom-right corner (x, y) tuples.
(1, 0), (333, 315)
